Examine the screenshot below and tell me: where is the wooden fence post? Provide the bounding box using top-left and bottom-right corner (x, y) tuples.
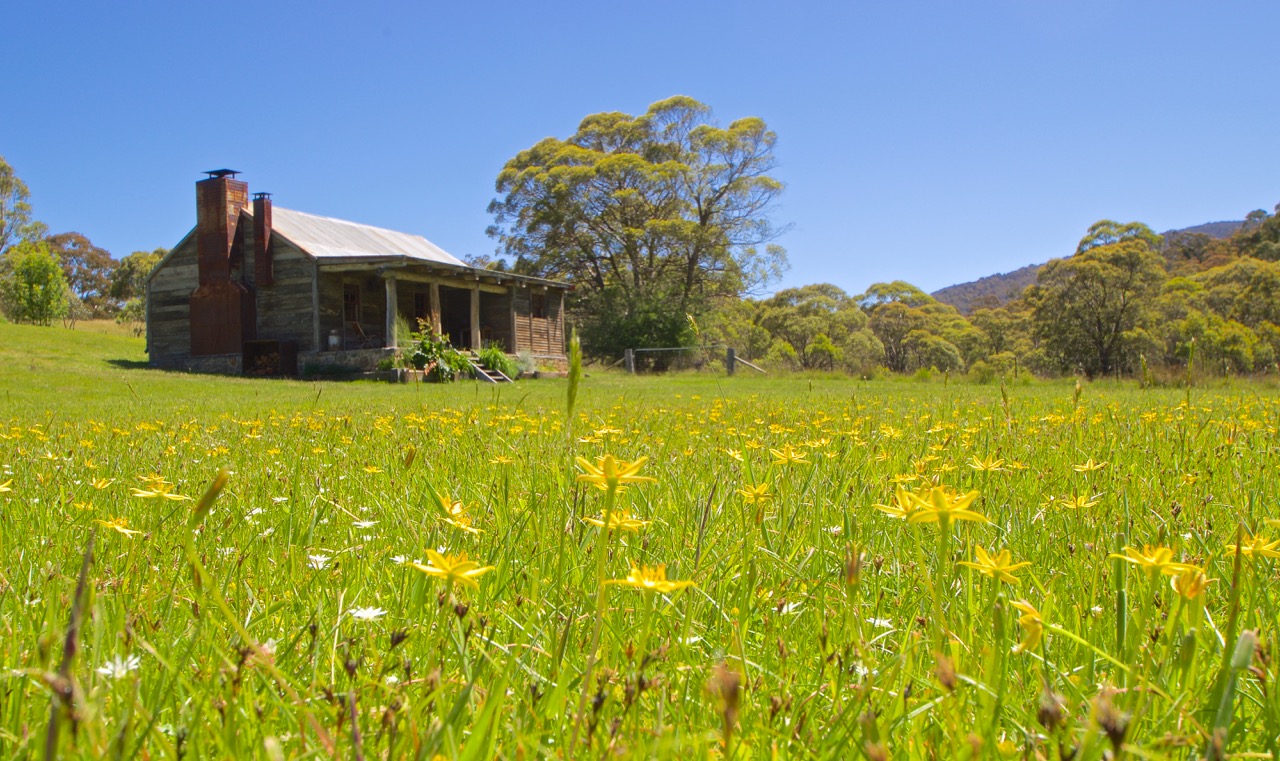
(624, 348), (635, 374)
(726, 347), (736, 376)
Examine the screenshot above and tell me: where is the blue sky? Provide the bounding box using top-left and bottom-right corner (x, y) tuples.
(4, 1), (1277, 294)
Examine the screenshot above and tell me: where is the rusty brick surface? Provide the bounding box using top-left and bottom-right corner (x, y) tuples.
(191, 176), (251, 356)
(254, 194), (273, 286)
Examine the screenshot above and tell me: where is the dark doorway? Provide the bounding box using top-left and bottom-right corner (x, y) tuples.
(438, 285), (472, 349)
(479, 290), (514, 351)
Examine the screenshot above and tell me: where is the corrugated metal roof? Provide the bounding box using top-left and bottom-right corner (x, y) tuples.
(249, 206), (467, 266)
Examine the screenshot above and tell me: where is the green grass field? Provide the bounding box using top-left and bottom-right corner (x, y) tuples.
(3, 322), (1280, 759)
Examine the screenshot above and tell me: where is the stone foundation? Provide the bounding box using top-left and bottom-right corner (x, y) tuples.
(532, 355), (569, 372)
(165, 353), (243, 375)
(300, 348), (396, 376)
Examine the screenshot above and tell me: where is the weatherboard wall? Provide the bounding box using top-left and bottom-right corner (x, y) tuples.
(251, 235), (319, 352)
(148, 229), (319, 367)
(146, 235), (198, 365)
(512, 287), (565, 356)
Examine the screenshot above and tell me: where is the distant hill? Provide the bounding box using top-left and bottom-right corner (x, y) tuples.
(931, 263), (1043, 314)
(1175, 220), (1243, 239)
(932, 220), (1244, 313)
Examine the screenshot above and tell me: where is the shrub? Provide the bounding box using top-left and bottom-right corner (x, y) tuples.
(968, 360), (996, 385)
(402, 326), (469, 382)
(515, 351), (537, 377)
(478, 342), (520, 379)
(0, 241), (69, 326)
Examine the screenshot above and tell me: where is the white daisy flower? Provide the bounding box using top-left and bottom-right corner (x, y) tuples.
(97, 654), (141, 679)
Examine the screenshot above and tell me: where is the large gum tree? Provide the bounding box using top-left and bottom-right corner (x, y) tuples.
(1026, 226), (1166, 377)
(487, 96), (787, 357)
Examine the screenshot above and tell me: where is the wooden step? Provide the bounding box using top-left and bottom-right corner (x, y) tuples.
(466, 356), (513, 383)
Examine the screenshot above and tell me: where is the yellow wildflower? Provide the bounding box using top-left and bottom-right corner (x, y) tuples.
(131, 479), (191, 501)
(1225, 533), (1280, 560)
(958, 546), (1031, 585)
(607, 563), (696, 594)
(583, 510), (650, 533)
(1109, 545), (1196, 576)
(968, 455), (1005, 473)
(408, 550), (495, 590)
(907, 486), (987, 525)
(95, 517), (143, 537)
(1059, 493), (1101, 510)
(0, 479), (10, 493)
(90, 478), (114, 490)
(575, 454), (656, 492)
(432, 489), (482, 534)
(873, 485), (923, 520)
(769, 445), (810, 466)
(1072, 458), (1108, 473)
(1170, 568), (1213, 599)
(1011, 599), (1043, 653)
(444, 514), (482, 535)
(737, 482), (772, 505)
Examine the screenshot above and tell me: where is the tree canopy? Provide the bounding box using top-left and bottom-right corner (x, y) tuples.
(0, 159), (168, 329)
(45, 231), (115, 316)
(759, 284), (881, 370)
(487, 96), (787, 356)
(0, 155), (46, 254)
(0, 240), (69, 325)
(1026, 239), (1166, 376)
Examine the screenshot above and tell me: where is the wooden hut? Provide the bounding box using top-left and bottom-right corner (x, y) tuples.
(146, 170), (568, 375)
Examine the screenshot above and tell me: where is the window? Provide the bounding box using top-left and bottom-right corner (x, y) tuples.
(343, 284), (360, 322)
(531, 293), (547, 319)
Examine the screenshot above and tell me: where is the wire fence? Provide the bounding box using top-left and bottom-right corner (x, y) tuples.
(613, 346), (765, 375)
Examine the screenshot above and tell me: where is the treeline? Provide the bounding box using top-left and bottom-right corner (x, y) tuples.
(0, 156), (164, 331)
(696, 212), (1280, 379)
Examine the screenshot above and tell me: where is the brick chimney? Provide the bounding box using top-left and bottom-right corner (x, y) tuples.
(190, 170), (254, 355)
(253, 192), (274, 286)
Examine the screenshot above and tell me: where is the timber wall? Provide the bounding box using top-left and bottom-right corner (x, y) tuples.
(148, 212), (319, 367)
(248, 234), (318, 352)
(511, 287), (565, 356)
(147, 236), (198, 366)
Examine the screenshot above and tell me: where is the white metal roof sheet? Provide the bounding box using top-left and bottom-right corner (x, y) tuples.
(251, 206), (467, 266)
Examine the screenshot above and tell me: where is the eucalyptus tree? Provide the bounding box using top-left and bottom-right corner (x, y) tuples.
(0, 155), (46, 254)
(488, 96), (787, 356)
(1026, 237), (1166, 376)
